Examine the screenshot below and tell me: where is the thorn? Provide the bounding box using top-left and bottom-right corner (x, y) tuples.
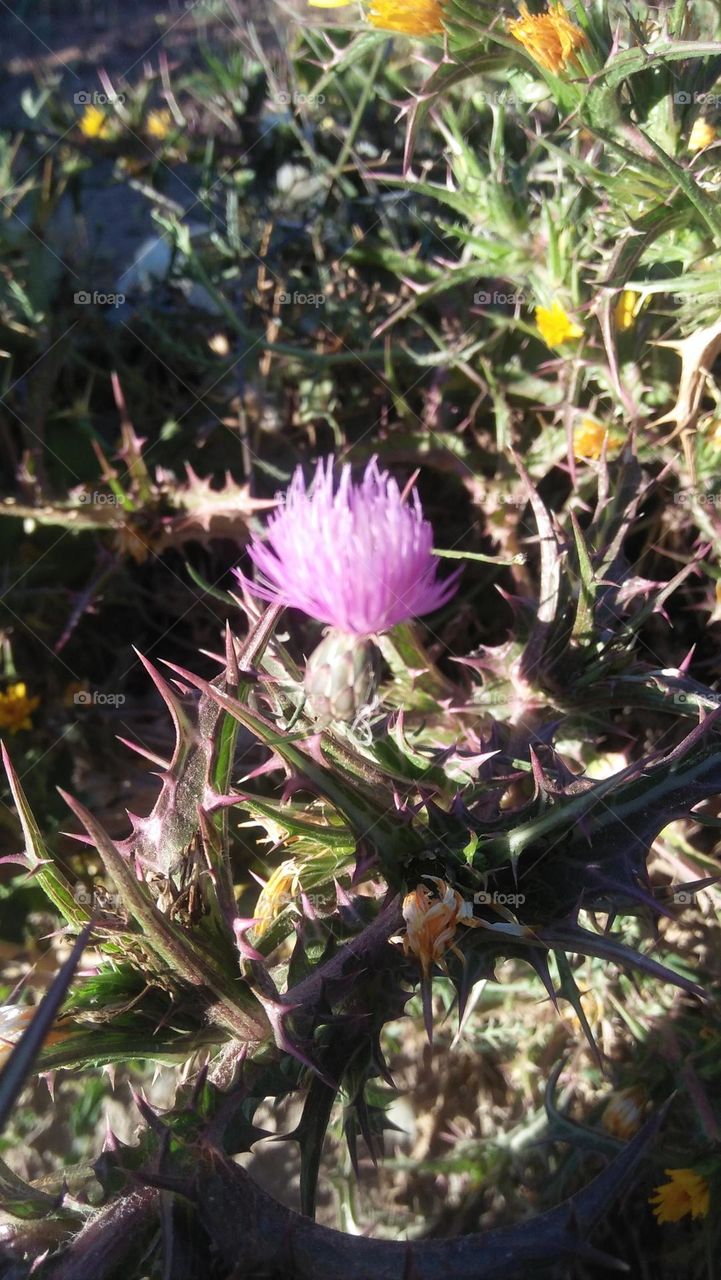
(38, 1070), (56, 1102)
(225, 621), (240, 687)
(116, 736), (171, 769)
(679, 644), (696, 674)
(529, 746), (548, 797)
(102, 1062), (117, 1090)
(132, 648), (193, 745)
(300, 890), (318, 921)
(333, 878), (363, 925)
(102, 1116), (121, 1152)
(131, 1087), (167, 1134)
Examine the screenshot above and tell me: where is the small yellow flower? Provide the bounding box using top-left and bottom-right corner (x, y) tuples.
(706, 419), (721, 449)
(507, 3), (589, 75)
(573, 416), (624, 460)
(535, 299), (583, 347)
(365, 0), (444, 36)
(650, 1168), (710, 1223)
(79, 105), (112, 139)
(252, 860), (302, 938)
(146, 108), (173, 140)
(600, 1086), (647, 1140)
(401, 877), (480, 976)
(0, 682), (40, 734)
(688, 119), (717, 152)
(614, 288), (648, 332)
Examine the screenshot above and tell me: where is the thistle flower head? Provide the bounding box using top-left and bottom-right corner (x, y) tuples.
(401, 877), (479, 976)
(507, 3), (589, 75)
(237, 457), (459, 638)
(649, 1168), (710, 1223)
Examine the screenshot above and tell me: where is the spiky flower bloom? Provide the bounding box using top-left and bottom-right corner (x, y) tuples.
(366, 0), (444, 35)
(650, 1168), (710, 1223)
(0, 683), (40, 734)
(535, 300), (583, 347)
(507, 3), (589, 75)
(238, 457), (458, 637)
(238, 457), (458, 724)
(401, 877), (480, 976)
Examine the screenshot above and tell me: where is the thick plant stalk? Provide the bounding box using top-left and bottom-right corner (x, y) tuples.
(45, 1189), (158, 1280)
(187, 1108), (664, 1279)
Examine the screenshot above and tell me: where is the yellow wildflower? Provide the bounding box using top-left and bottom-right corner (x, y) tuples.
(401, 877), (480, 976)
(146, 109), (173, 140)
(573, 416), (624, 460)
(705, 419), (721, 449)
(688, 119), (717, 153)
(535, 299), (583, 347)
(252, 860), (302, 938)
(0, 682), (40, 734)
(507, 3), (589, 75)
(614, 288), (648, 332)
(600, 1086), (647, 1140)
(79, 105), (112, 139)
(650, 1168), (710, 1223)
(365, 0), (444, 36)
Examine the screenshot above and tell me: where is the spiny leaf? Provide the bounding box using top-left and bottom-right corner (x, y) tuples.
(1, 743), (88, 928)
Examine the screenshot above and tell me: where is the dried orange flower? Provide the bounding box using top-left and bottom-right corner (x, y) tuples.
(507, 3), (589, 75)
(650, 1168), (710, 1223)
(600, 1086), (647, 1140)
(401, 877), (479, 975)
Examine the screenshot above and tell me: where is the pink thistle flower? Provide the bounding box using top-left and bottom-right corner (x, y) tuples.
(235, 457), (459, 638)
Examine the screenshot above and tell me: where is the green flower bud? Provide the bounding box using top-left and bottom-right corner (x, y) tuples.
(304, 629), (380, 727)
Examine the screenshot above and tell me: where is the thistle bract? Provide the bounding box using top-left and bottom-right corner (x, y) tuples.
(304, 630), (380, 726)
(235, 456), (460, 638)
